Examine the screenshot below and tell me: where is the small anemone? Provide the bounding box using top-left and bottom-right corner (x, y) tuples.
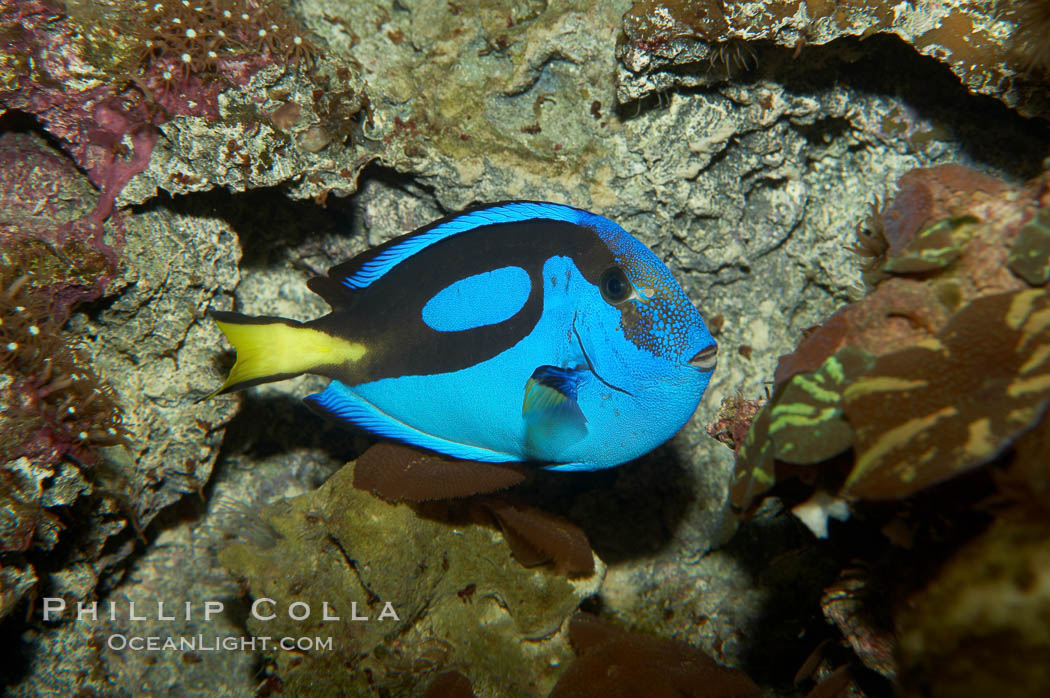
(707, 38), (757, 77)
(849, 196), (890, 273)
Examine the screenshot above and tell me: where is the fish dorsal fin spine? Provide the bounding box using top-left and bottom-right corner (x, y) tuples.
(329, 202), (598, 292)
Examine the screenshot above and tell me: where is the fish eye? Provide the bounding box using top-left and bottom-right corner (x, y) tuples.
(599, 267), (633, 305)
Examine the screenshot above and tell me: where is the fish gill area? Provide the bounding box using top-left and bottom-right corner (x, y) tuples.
(1, 0), (1050, 696)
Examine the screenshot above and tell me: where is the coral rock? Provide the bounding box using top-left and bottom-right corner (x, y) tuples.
(219, 461), (603, 697)
(618, 0), (1050, 118)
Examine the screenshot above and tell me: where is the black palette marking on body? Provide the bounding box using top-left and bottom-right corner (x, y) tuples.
(307, 219), (616, 385)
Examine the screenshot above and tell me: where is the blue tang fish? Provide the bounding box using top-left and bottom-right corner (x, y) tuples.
(211, 202), (718, 471)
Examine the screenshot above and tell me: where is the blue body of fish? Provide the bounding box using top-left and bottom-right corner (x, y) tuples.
(212, 202), (717, 471)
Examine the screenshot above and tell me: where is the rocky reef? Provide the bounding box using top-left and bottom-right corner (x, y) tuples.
(2, 0), (1050, 696)
(218, 461), (603, 697)
(618, 0), (1050, 116)
(718, 161), (1050, 694)
(729, 163), (1050, 509)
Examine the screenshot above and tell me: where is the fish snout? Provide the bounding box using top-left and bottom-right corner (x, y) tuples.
(689, 344), (718, 372)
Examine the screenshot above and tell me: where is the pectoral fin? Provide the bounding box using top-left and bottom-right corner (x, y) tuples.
(522, 366), (588, 456)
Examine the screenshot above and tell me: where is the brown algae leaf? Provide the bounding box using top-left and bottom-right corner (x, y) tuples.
(549, 613), (761, 698)
(880, 165), (1009, 260)
(476, 496), (595, 577)
(729, 401), (776, 511)
(773, 280), (945, 385)
(735, 289), (1050, 509)
(995, 406), (1050, 512)
(352, 441), (527, 501)
(730, 348), (873, 511)
(421, 670), (477, 698)
(767, 347), (874, 466)
(1007, 208), (1050, 286)
(881, 215), (980, 275)
(842, 288), (1050, 499)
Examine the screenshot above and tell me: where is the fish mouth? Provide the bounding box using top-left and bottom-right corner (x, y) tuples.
(572, 313), (632, 396)
(689, 344), (718, 372)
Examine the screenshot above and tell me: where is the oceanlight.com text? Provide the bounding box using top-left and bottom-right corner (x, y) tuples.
(107, 634), (334, 652)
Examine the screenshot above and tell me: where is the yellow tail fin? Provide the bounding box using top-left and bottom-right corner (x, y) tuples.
(209, 311), (366, 396)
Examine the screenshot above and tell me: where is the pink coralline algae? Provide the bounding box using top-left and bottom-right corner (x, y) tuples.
(0, 132), (131, 562)
(0, 131), (120, 309)
(0, 0), (318, 240)
(2, 2), (157, 236)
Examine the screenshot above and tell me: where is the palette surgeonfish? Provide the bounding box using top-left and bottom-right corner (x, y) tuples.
(211, 202), (718, 471)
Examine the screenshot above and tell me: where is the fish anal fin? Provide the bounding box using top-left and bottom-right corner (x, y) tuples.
(305, 382), (520, 463)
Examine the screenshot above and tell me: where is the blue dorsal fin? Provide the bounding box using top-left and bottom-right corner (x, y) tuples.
(331, 202), (593, 291)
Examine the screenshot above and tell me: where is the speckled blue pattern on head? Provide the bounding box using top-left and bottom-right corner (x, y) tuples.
(579, 211), (711, 364)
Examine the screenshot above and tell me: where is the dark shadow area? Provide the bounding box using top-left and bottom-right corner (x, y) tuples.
(0, 109), (84, 171)
(490, 441), (699, 565)
(137, 392), (366, 556)
(551, 443), (699, 564)
(769, 33), (1050, 178)
(129, 183), (355, 273)
(0, 611), (33, 689)
(720, 462), (1002, 693)
(129, 161), (434, 278)
(718, 504), (840, 686)
(380, 439), (697, 573)
(216, 391), (362, 466)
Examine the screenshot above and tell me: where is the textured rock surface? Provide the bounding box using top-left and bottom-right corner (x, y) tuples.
(618, 0), (1050, 118)
(219, 461), (604, 697)
(0, 129), (238, 627)
(123, 64), (376, 204)
(74, 201), (242, 519)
